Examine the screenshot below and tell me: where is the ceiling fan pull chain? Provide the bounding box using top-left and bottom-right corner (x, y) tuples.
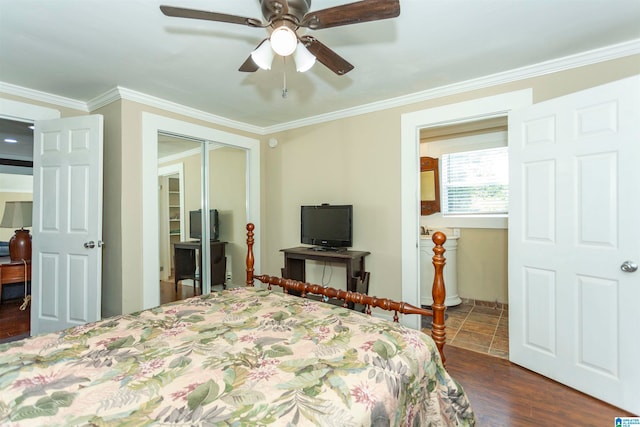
(282, 57), (288, 99)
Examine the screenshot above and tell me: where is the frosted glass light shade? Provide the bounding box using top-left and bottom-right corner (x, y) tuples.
(250, 39), (274, 70)
(270, 26), (297, 56)
(294, 42), (316, 72)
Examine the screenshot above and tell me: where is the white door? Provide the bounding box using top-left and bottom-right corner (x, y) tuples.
(31, 115), (103, 335)
(508, 75), (640, 414)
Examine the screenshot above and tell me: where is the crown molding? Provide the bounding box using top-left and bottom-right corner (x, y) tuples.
(2, 39), (638, 135)
(88, 87), (265, 135)
(86, 87), (121, 111)
(263, 38), (640, 133)
(0, 81), (88, 112)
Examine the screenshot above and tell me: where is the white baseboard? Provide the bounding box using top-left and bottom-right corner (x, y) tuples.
(180, 279), (194, 288)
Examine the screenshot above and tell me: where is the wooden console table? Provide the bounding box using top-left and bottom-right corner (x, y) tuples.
(280, 247), (371, 309)
(173, 241), (227, 295)
(0, 259), (31, 303)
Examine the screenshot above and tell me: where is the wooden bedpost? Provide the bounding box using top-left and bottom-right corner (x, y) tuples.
(245, 223), (255, 287)
(431, 231), (447, 366)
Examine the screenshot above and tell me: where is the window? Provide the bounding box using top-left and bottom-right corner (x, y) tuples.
(440, 147), (508, 215)
(420, 118), (509, 227)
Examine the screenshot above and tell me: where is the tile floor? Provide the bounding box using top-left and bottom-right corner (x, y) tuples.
(422, 300), (509, 359)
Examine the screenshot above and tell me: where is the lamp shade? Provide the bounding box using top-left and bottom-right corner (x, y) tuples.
(270, 26), (297, 57)
(1, 201), (32, 229)
(294, 42), (316, 72)
(1, 200), (33, 262)
(251, 39), (275, 70)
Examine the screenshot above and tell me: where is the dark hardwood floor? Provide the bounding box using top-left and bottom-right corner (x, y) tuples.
(445, 345), (635, 425)
(160, 278), (195, 304)
(1, 286), (635, 424)
(0, 280), (191, 341)
(0, 298), (30, 342)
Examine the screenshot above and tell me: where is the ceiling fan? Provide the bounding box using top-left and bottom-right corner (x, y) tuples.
(160, 0), (400, 75)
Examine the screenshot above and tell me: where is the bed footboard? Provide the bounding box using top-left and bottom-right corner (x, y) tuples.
(244, 223), (448, 364)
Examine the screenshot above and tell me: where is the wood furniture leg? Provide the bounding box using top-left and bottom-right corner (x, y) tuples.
(173, 241), (227, 294)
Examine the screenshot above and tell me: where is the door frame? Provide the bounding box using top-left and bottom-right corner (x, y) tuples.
(399, 90), (532, 329)
(142, 113), (261, 309)
(0, 98), (61, 313)
(0, 98), (61, 123)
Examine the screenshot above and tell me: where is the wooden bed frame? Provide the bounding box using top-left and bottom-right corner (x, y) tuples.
(244, 223), (449, 364)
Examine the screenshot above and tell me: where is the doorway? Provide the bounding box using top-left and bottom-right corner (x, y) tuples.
(158, 152), (187, 303)
(399, 90), (533, 330)
(419, 118), (510, 358)
(0, 117), (35, 341)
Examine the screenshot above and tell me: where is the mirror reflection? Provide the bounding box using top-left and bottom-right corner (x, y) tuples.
(421, 170), (436, 201)
(420, 156), (440, 215)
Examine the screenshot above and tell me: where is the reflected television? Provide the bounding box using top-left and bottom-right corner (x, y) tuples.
(189, 209), (219, 241)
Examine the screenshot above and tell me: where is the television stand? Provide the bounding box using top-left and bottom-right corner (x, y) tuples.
(310, 246), (346, 252)
(173, 240), (227, 294)
(280, 246), (371, 310)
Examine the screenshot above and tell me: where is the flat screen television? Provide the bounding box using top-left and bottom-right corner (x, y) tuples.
(189, 209), (219, 241)
(301, 204), (353, 250)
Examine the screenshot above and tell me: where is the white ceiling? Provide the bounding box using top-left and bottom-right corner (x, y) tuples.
(1, 0), (640, 132)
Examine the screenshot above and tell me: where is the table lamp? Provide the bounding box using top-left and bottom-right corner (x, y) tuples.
(0, 201), (33, 262)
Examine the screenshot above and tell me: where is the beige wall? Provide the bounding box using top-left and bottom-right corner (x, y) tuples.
(94, 100), (125, 317)
(2, 54), (638, 315)
(456, 228), (508, 303)
(210, 146), (247, 285)
(262, 112), (402, 298)
(99, 99), (260, 315)
(263, 55), (640, 304)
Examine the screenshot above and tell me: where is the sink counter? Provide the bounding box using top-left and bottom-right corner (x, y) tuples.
(420, 230), (461, 307)
(420, 227), (459, 240)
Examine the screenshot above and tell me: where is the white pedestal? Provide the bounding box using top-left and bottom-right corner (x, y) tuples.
(420, 234), (461, 307)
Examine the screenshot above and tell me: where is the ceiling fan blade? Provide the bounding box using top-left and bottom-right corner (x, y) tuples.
(160, 5), (264, 28)
(300, 35), (354, 76)
(239, 55), (260, 73)
(301, 0), (400, 29)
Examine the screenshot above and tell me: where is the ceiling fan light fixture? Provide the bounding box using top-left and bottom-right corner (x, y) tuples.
(294, 42), (316, 72)
(270, 26), (297, 56)
(251, 39), (274, 70)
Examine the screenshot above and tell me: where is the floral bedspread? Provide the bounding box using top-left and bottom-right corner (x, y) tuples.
(0, 287), (475, 426)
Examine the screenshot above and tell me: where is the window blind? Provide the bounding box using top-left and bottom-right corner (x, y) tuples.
(441, 146), (508, 215)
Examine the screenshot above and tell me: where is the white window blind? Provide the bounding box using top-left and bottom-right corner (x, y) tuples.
(441, 146), (508, 215)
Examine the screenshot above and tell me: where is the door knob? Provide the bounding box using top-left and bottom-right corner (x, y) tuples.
(84, 241), (95, 249)
(620, 261), (638, 273)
